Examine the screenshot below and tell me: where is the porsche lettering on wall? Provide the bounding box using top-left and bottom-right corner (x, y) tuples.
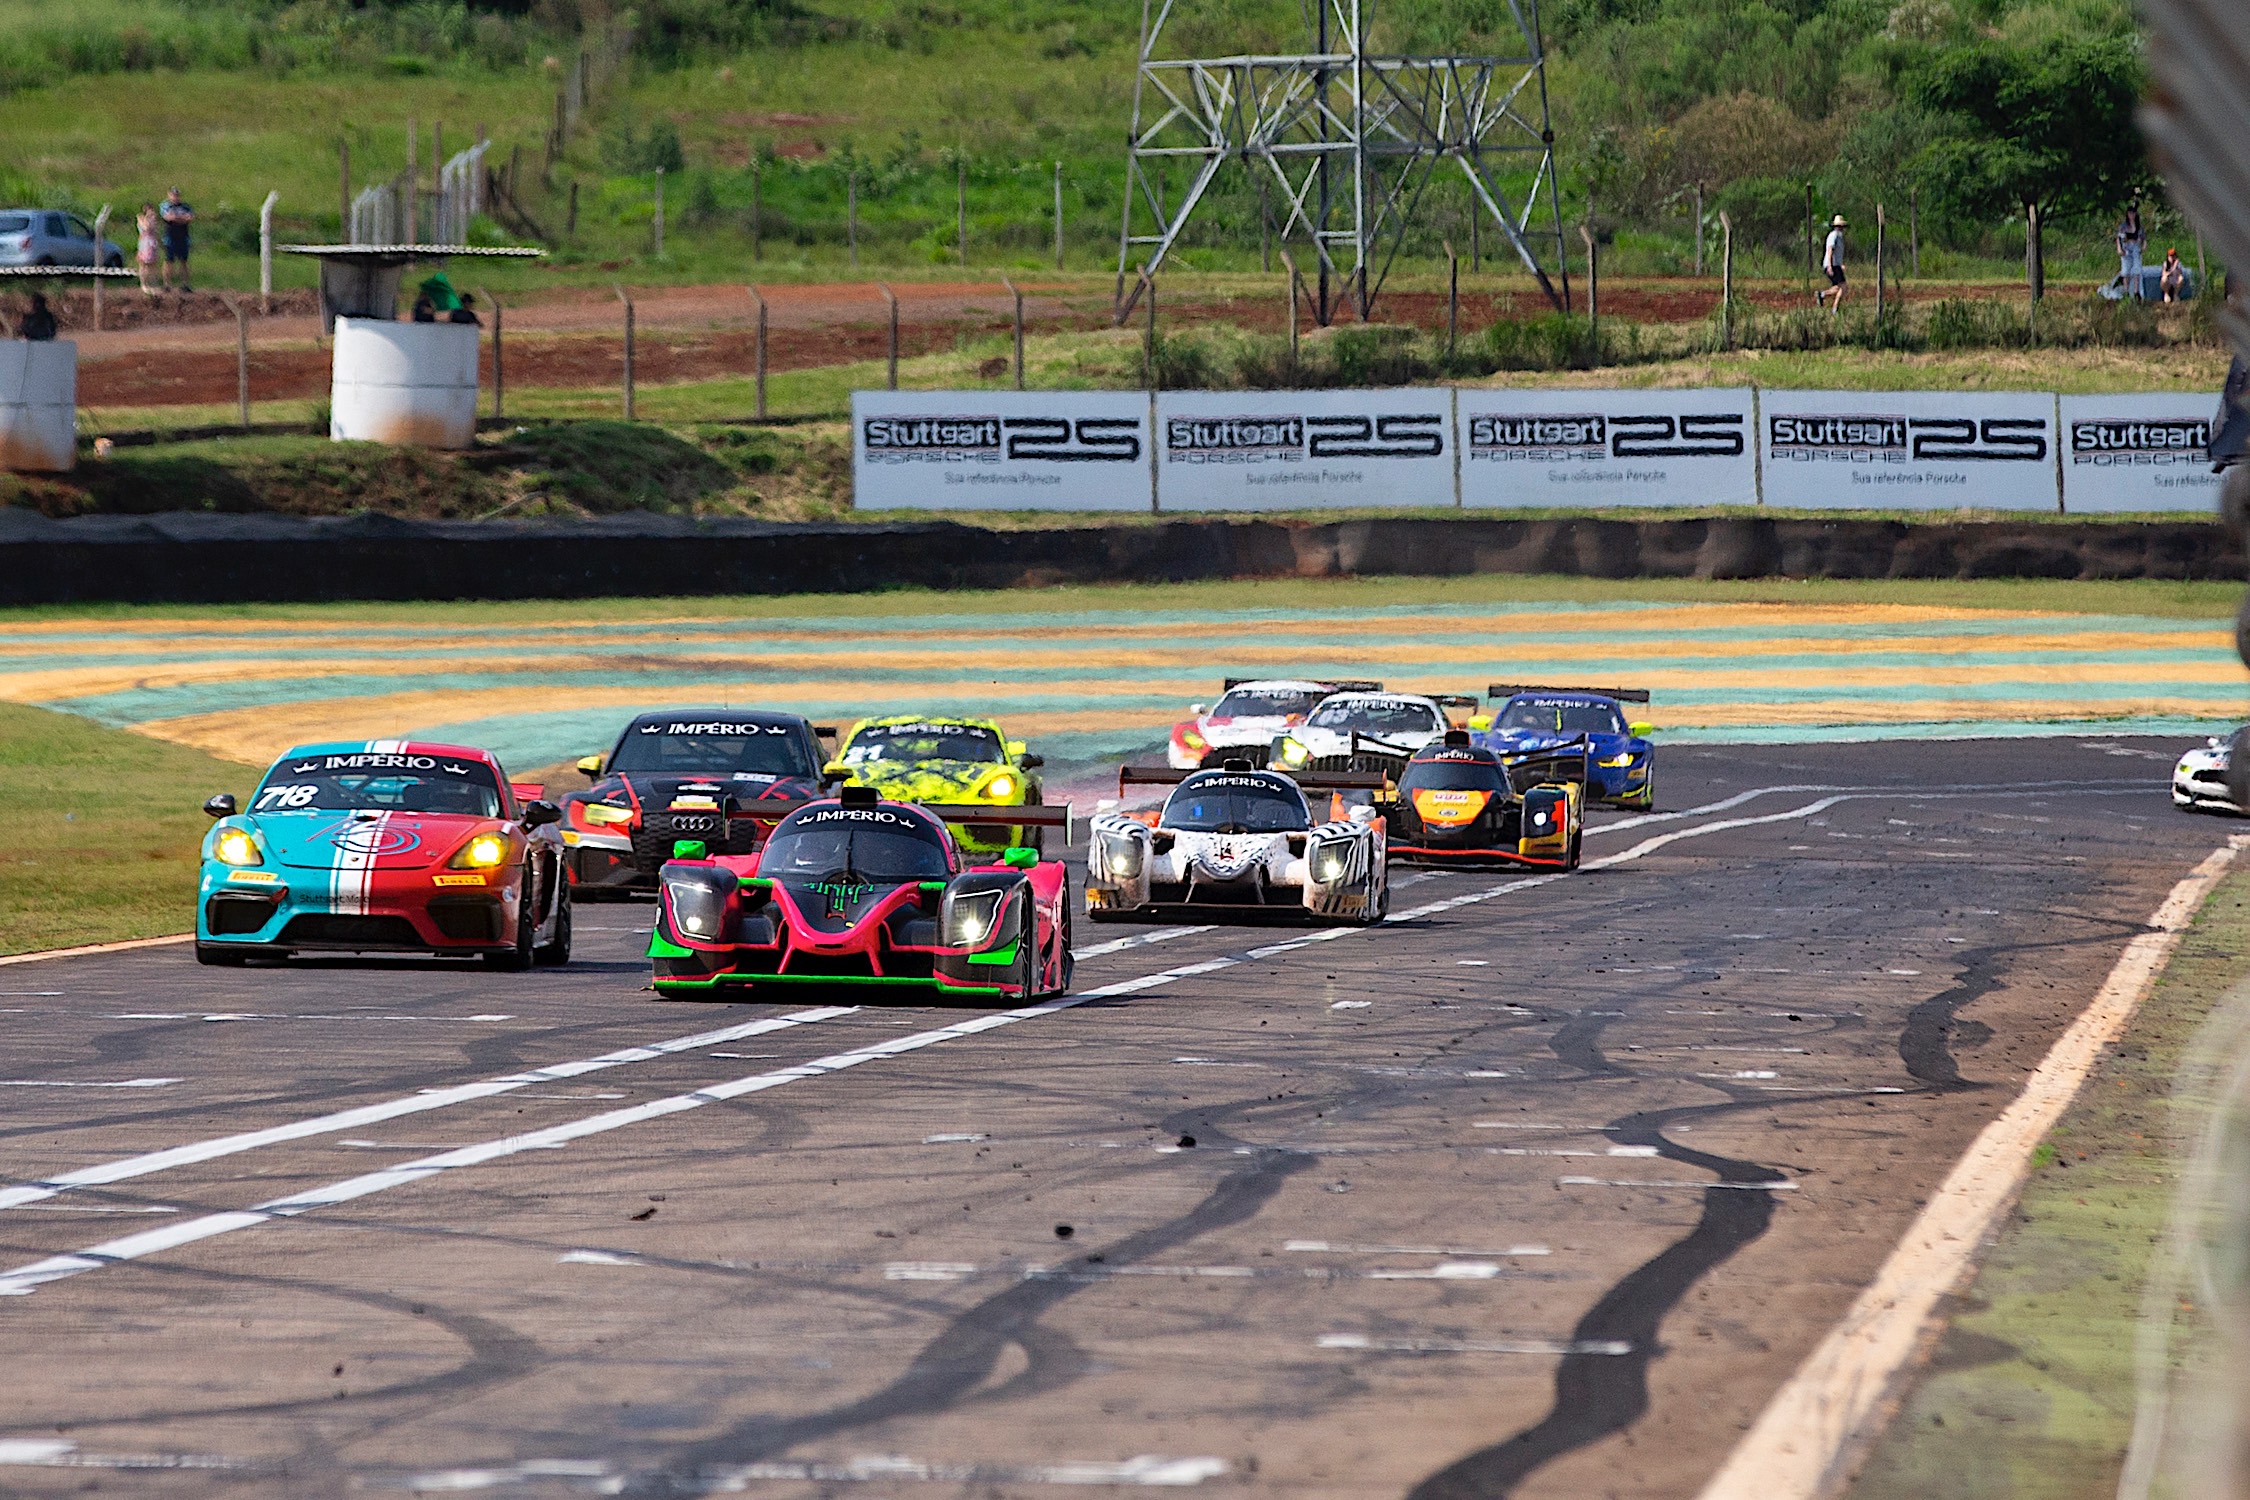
(1761, 389), (2058, 510)
(1456, 388), (1756, 508)
(1154, 389), (1453, 510)
(2058, 393), (2222, 513)
(852, 390), (1153, 511)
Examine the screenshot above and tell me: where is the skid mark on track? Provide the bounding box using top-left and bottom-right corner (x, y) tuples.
(1406, 1102), (1790, 1500)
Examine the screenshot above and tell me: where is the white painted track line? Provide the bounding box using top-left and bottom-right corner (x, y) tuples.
(1696, 832), (2250, 1500)
(0, 1006), (856, 1214)
(0, 935), (191, 967)
(0, 796), (1855, 1301)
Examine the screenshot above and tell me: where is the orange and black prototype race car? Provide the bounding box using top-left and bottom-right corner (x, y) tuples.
(1379, 732), (1587, 870)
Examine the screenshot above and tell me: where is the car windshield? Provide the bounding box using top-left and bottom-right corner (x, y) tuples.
(1212, 686), (1323, 718)
(254, 756), (502, 818)
(1306, 699), (1441, 736)
(1403, 760), (1506, 792)
(1499, 699), (1625, 735)
(759, 808), (952, 883)
(609, 718), (815, 777)
(843, 722), (1004, 766)
(0, 214), (29, 233)
(1161, 777), (1308, 833)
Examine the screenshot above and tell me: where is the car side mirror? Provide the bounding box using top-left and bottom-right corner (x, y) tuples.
(820, 766), (849, 786)
(1018, 753), (1044, 769)
(1189, 703), (1207, 716)
(1467, 714), (1491, 731)
(1347, 804), (1380, 826)
(1006, 739), (1028, 757)
(576, 754), (603, 778)
(1002, 847), (1039, 869)
(520, 800), (562, 828)
(203, 793), (236, 819)
(1628, 722), (1655, 737)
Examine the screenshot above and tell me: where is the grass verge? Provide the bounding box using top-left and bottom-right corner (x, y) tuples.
(1848, 862), (2250, 1499)
(0, 702), (253, 956)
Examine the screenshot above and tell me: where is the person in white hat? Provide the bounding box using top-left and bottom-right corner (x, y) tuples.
(1818, 214), (1848, 311)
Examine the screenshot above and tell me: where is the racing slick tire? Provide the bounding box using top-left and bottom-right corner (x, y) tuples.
(1057, 899), (1074, 993)
(194, 943), (251, 967)
(1564, 827), (1583, 871)
(1626, 770), (1655, 812)
(1015, 903), (1043, 1000)
(534, 892), (573, 967)
(484, 886), (536, 971)
(1356, 870), (1390, 926)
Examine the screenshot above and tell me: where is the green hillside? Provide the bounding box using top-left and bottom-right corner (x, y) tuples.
(0, 0), (2169, 290)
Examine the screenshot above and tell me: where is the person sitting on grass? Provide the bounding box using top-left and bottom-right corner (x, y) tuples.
(16, 292), (57, 341)
(2162, 248), (2189, 304)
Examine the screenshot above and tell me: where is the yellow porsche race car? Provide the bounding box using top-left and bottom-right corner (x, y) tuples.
(827, 715), (1047, 854)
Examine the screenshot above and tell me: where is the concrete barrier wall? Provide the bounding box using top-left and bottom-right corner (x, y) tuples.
(0, 509), (2234, 605)
(0, 340), (76, 474)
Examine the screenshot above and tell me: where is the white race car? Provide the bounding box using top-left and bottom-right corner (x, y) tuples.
(2174, 730), (2248, 814)
(1086, 765), (1388, 923)
(1268, 691), (1478, 779)
(1165, 678), (1382, 769)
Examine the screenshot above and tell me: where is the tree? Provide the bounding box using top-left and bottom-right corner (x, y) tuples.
(1906, 35), (2151, 226)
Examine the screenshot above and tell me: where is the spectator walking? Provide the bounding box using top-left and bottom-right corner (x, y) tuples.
(1818, 214), (1848, 312)
(159, 186), (193, 293)
(2115, 201), (2146, 300)
(133, 203), (159, 295)
(17, 292), (57, 341)
(2162, 247), (2188, 303)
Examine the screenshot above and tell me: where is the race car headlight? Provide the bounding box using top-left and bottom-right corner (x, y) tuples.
(1309, 839), (1352, 885)
(213, 828), (261, 867)
(984, 772), (1019, 802)
(661, 867), (737, 939)
(1178, 725), (1208, 751)
(1600, 752), (1636, 767)
(1530, 808), (1553, 829)
(943, 889), (1007, 948)
(1097, 833), (1143, 880)
(1277, 736), (1310, 768)
(451, 833), (512, 870)
(582, 802), (632, 826)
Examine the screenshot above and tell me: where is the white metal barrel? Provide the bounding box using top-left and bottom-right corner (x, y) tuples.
(329, 317), (479, 449)
(0, 340), (77, 472)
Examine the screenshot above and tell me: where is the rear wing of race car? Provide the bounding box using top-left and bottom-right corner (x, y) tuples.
(1118, 765), (1388, 792)
(1220, 677), (1385, 692)
(1486, 683), (1652, 703)
(1498, 737), (1591, 795)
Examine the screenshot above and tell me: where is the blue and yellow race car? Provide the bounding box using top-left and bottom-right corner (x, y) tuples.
(1476, 684), (1656, 810)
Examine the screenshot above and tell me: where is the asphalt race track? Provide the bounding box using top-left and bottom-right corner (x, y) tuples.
(0, 736), (2226, 1498)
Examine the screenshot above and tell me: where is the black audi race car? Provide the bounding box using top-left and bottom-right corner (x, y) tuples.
(559, 709), (833, 896)
(1380, 732), (1587, 870)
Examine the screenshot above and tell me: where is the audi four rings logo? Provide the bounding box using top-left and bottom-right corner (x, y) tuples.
(2069, 418), (2208, 465)
(1166, 414), (1446, 462)
(1466, 412), (1745, 459)
(1769, 414), (2049, 462)
(862, 415), (1143, 463)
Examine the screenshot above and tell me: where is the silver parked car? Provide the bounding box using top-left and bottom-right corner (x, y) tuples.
(0, 209), (125, 268)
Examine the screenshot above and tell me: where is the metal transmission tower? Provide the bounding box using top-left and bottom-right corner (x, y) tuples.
(1113, 0), (1570, 324)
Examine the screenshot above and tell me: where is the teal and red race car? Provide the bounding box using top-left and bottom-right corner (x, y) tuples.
(649, 787), (1073, 1002)
(196, 740), (570, 967)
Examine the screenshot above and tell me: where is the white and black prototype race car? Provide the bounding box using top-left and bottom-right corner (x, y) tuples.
(1267, 690), (1481, 781)
(2174, 727), (2250, 814)
(1085, 763), (1389, 923)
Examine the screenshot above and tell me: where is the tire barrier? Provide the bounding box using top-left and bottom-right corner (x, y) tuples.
(0, 508), (2235, 605)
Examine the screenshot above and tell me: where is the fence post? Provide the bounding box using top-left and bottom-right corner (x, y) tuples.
(480, 287), (504, 419)
(90, 206), (109, 330)
(1802, 183), (1814, 304)
(2026, 201), (2044, 341)
(847, 169), (858, 269)
(406, 113), (418, 244)
(258, 192), (278, 315)
(1260, 175), (1271, 273)
(1875, 202), (1887, 327)
(1443, 239), (1458, 360)
(1719, 211), (1734, 351)
(1909, 188), (1920, 278)
(751, 152), (763, 262)
(1003, 276), (1024, 389)
(747, 284), (768, 420)
(1054, 161), (1064, 271)
(615, 283), (635, 418)
(339, 137), (351, 238)
(1142, 274), (1157, 389)
(1693, 181), (1705, 276)
(1279, 249), (1300, 380)
(956, 157), (967, 267)
(653, 167), (665, 258)
(879, 282), (898, 390)
(1580, 223), (1598, 358)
